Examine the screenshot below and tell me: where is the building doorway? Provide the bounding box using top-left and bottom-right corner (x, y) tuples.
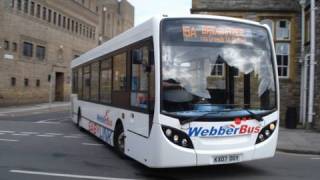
(55, 72), (64, 101)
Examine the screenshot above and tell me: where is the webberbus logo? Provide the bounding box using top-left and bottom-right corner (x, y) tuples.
(188, 125), (261, 137)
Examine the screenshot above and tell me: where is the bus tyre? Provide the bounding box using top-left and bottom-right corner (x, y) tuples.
(114, 123), (125, 157)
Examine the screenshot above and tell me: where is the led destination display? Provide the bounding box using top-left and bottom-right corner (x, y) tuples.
(182, 24), (252, 44)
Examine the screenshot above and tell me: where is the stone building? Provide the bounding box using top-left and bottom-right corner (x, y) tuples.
(191, 0), (302, 125)
(0, 0), (134, 106)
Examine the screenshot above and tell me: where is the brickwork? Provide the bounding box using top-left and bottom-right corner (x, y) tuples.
(192, 0), (300, 12)
(0, 0), (134, 106)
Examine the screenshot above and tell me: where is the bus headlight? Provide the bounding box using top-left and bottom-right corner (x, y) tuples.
(161, 125), (194, 149)
(165, 129), (172, 137)
(255, 121), (277, 144)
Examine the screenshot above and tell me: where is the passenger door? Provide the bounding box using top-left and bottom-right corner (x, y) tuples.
(127, 41), (155, 137)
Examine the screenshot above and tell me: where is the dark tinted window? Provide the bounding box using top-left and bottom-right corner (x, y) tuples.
(23, 42), (33, 57)
(4, 40), (9, 50)
(83, 65), (90, 100)
(11, 77), (16, 87)
(90, 62), (100, 101)
(36, 46), (45, 60)
(24, 78), (29, 87)
(36, 79), (40, 87)
(100, 59), (112, 103)
(113, 53), (127, 91)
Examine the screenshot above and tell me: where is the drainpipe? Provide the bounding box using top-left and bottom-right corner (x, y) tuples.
(307, 0), (316, 128)
(299, 0), (307, 126)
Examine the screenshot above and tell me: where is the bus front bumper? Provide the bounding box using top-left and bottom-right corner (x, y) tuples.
(152, 124), (278, 168)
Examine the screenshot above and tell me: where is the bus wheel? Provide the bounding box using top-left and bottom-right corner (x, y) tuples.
(114, 122), (125, 156)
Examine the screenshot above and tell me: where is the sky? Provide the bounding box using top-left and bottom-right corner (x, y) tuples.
(127, 0), (192, 26)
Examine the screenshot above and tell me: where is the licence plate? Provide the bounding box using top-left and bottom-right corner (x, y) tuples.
(213, 154), (240, 164)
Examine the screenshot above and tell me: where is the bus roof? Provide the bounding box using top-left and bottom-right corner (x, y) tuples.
(71, 14), (265, 68)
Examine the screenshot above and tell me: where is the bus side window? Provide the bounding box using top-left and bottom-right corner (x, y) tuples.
(149, 48), (155, 112)
(131, 46), (149, 109)
(72, 69), (78, 94)
(113, 53), (127, 91)
(131, 44), (155, 112)
(78, 67), (83, 99)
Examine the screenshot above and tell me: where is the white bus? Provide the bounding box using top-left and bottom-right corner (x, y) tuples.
(71, 15), (280, 168)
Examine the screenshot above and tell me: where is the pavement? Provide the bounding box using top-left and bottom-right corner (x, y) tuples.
(0, 102), (319, 155)
(278, 127), (320, 155)
(0, 102), (70, 116)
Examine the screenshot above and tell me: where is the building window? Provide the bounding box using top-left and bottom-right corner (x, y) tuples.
(90, 62), (99, 101)
(36, 4), (40, 18)
(63, 16), (66, 28)
(72, 20), (75, 32)
(4, 40), (9, 50)
(48, 9), (51, 22)
(113, 53), (127, 91)
(24, 0), (29, 13)
(211, 58), (224, 77)
(30, 1), (35, 16)
(261, 19), (274, 35)
(12, 42), (17, 52)
(86, 27), (89, 37)
(24, 78), (29, 87)
(42, 7), (46, 20)
(36, 45), (45, 60)
(305, 15), (311, 43)
(17, 0), (22, 10)
(67, 18), (70, 30)
(83, 26), (86, 36)
(276, 19), (290, 40)
(261, 18), (291, 78)
(23, 42), (33, 57)
(276, 43), (290, 78)
(11, 77), (16, 87)
(75, 22), (78, 33)
(100, 59), (112, 103)
(53, 12), (57, 24)
(58, 14), (61, 26)
(36, 79), (40, 87)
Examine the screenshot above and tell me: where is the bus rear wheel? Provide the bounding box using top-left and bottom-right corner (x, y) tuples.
(114, 123), (125, 156)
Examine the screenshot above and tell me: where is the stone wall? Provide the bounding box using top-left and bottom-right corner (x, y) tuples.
(0, 0), (134, 107)
(192, 0), (300, 12)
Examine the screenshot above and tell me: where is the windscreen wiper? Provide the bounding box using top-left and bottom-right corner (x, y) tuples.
(242, 109), (263, 122)
(180, 111), (220, 125)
